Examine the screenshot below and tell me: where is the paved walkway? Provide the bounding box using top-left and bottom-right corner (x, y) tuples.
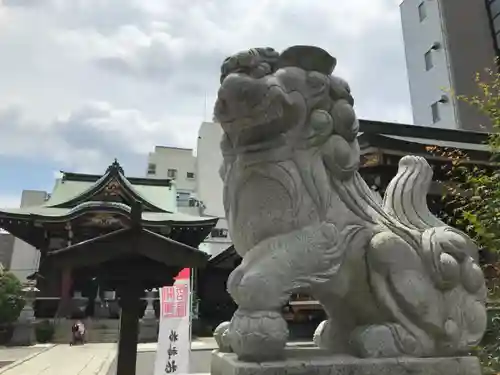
(0, 344), (51, 368)
(0, 339), (216, 375)
(0, 339), (315, 374)
(0, 343), (116, 375)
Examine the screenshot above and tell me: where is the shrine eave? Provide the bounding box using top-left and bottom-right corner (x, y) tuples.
(0, 201), (217, 226)
(357, 120), (492, 165)
(208, 245), (240, 269)
(47, 227), (210, 269)
(358, 119), (489, 145)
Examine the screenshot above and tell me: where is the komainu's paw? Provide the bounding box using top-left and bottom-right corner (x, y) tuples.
(228, 309), (288, 362)
(350, 324), (421, 358)
(213, 321), (232, 353)
(313, 319), (355, 354)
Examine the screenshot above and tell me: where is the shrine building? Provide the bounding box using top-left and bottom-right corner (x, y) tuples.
(0, 120), (494, 341)
(0, 160), (218, 320)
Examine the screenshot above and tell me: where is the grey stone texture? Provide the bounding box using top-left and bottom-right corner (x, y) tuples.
(212, 45), (487, 364)
(211, 349), (482, 375)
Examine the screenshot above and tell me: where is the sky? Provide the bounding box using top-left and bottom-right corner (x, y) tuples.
(0, 0), (412, 210)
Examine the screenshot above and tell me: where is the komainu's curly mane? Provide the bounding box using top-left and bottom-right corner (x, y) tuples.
(212, 45), (486, 363)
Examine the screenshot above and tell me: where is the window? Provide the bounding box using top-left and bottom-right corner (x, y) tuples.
(177, 192), (190, 201)
(493, 12), (500, 36)
(167, 169), (177, 179)
(211, 228), (228, 238)
(418, 2), (426, 22)
(431, 102), (440, 123)
(188, 198), (200, 207)
(424, 50), (433, 71)
(176, 192), (191, 207)
(147, 163), (156, 175)
(187, 172), (195, 179)
(489, 0), (500, 20)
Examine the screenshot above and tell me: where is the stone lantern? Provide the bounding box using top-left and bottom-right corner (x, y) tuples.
(139, 288), (158, 342)
(11, 280), (39, 345)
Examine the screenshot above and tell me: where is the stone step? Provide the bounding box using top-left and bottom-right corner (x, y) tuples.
(50, 318), (159, 343)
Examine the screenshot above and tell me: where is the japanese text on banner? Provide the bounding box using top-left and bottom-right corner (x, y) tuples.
(162, 284), (188, 318)
(153, 268), (191, 375)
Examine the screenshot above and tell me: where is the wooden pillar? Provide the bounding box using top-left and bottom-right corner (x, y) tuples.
(116, 285), (142, 375)
(59, 223), (74, 318)
(61, 268), (72, 299)
(59, 267), (73, 317)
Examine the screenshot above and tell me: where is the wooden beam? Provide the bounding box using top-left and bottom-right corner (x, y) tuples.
(47, 228), (135, 268)
(47, 227), (209, 270)
(93, 259), (179, 288)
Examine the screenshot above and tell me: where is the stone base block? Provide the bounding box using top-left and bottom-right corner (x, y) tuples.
(211, 348), (482, 375)
(10, 321), (35, 346)
(138, 318), (159, 343)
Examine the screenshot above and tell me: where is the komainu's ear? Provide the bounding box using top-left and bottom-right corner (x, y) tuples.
(277, 45), (337, 75)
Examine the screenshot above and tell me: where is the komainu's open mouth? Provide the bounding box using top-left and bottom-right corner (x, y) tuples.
(215, 84), (288, 129)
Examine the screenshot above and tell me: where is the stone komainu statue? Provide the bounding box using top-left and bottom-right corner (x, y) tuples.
(212, 45), (487, 362)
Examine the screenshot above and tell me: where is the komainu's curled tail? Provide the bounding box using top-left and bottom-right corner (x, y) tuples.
(379, 155), (487, 354)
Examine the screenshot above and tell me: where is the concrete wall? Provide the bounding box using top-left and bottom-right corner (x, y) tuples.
(146, 146), (197, 194)
(488, 0), (500, 51)
(196, 122), (231, 257)
(10, 190), (48, 282)
(400, 0), (458, 128)
(400, 0), (496, 131)
(196, 122), (225, 218)
(0, 232), (14, 270)
(439, 0), (496, 131)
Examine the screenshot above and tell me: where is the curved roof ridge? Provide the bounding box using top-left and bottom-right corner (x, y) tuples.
(47, 160), (173, 213)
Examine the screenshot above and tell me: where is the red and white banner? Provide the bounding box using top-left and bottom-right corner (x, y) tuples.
(154, 268), (191, 375)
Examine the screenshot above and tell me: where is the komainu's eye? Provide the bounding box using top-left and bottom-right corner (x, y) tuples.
(306, 72), (327, 89)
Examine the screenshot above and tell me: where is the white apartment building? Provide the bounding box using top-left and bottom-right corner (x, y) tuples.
(400, 0), (496, 131)
(196, 122), (225, 218)
(147, 122), (231, 258)
(196, 122), (231, 258)
(146, 146), (200, 214)
(9, 190), (48, 282)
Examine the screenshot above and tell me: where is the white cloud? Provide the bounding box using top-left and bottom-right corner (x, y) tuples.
(0, 0), (413, 177)
(0, 101), (196, 174)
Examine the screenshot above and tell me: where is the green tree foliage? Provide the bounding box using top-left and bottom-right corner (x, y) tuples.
(427, 63), (500, 374)
(0, 267), (25, 325)
(429, 65), (500, 253)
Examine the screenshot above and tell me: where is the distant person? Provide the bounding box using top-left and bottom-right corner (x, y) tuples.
(70, 320), (85, 346)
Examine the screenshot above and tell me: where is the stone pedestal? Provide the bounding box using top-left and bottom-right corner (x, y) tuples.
(11, 282), (38, 346)
(138, 290), (158, 343)
(10, 320), (35, 346)
(94, 297), (110, 319)
(11, 306), (35, 346)
(138, 318), (158, 343)
(211, 348), (482, 375)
